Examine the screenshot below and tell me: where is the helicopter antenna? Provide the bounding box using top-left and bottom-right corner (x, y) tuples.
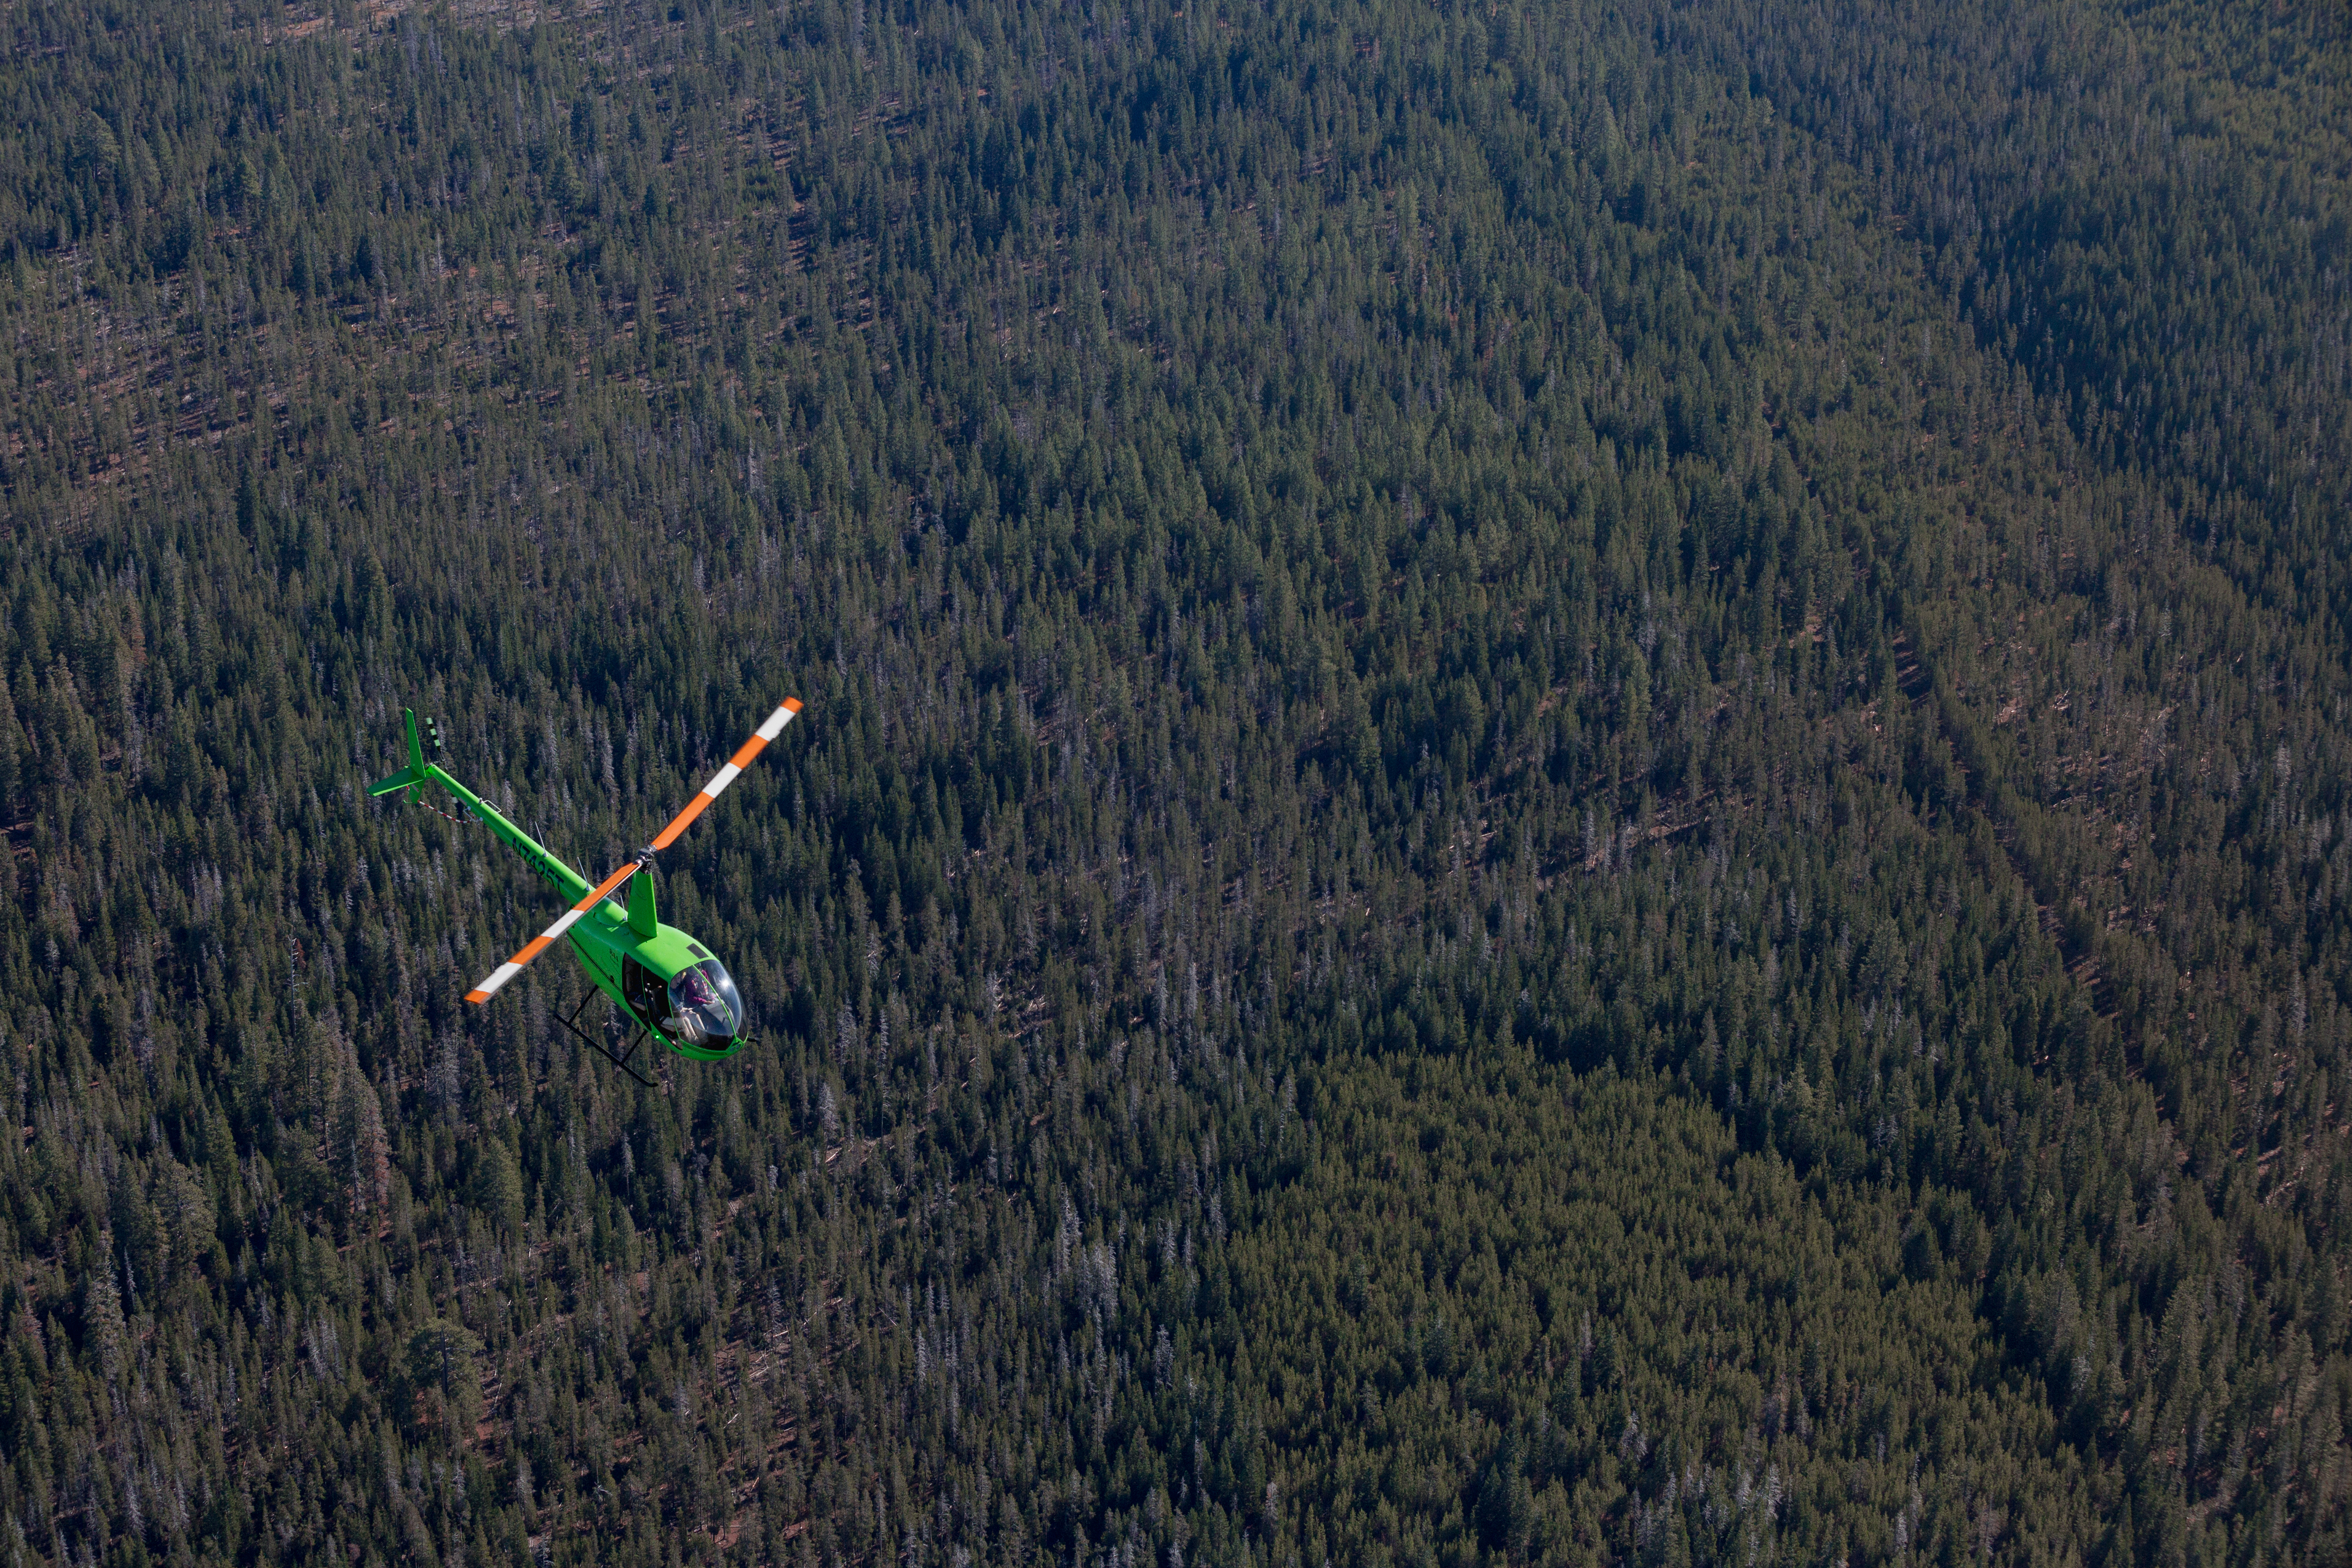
(464, 699), (804, 1005)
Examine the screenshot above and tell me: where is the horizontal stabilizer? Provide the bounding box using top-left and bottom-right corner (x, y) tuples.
(367, 708), (431, 798)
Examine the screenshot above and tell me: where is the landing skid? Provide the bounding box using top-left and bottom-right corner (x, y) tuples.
(555, 991), (658, 1088)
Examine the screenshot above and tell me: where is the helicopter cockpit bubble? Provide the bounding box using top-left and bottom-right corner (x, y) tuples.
(665, 959), (746, 1046)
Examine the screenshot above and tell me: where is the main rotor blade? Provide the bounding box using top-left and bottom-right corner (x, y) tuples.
(461, 699), (802, 1008)
(465, 859), (644, 1005)
(647, 698), (803, 852)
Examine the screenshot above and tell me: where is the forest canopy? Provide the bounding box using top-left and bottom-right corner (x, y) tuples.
(0, 0), (2347, 1565)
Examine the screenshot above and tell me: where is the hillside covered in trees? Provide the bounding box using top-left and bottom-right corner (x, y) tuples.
(1, 0), (2348, 1564)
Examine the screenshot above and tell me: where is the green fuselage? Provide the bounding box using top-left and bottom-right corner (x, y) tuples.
(540, 882), (744, 1064)
(371, 743), (746, 1061)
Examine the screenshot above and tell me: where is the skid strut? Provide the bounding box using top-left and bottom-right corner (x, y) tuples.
(555, 991), (657, 1088)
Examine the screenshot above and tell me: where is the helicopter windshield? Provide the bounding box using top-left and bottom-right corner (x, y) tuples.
(665, 959), (745, 1046)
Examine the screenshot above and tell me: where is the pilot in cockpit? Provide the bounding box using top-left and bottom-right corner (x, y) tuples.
(663, 960), (744, 1047)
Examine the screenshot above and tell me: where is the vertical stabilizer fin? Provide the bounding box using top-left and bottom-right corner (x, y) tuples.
(367, 708), (431, 799)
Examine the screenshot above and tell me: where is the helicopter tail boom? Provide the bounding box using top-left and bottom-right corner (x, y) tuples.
(373, 708), (594, 905)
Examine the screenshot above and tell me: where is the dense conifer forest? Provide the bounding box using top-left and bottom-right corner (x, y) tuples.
(1, 0), (2347, 1563)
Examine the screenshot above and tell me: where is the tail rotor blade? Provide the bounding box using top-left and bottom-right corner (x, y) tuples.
(648, 698), (803, 852)
(465, 860), (645, 1005)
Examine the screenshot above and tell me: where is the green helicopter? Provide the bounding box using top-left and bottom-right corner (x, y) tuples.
(370, 699), (802, 1084)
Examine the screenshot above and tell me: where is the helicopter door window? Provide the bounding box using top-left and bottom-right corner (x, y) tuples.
(622, 957), (666, 1031)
